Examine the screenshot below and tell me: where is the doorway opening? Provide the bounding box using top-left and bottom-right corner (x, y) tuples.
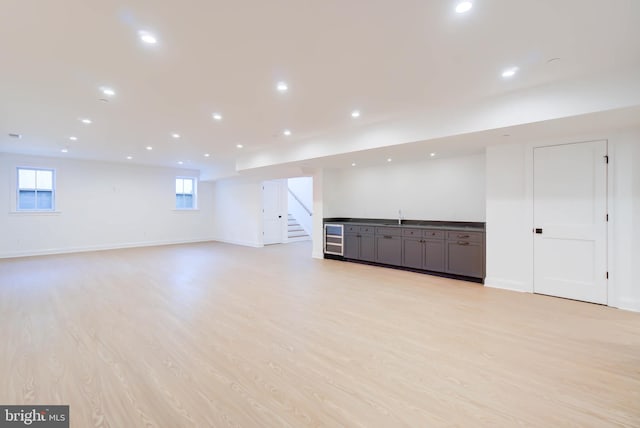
(262, 177), (313, 246)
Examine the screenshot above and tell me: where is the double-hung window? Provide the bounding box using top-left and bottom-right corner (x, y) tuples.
(175, 177), (196, 209)
(17, 167), (55, 211)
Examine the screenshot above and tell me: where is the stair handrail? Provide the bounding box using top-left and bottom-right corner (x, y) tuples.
(288, 188), (312, 216)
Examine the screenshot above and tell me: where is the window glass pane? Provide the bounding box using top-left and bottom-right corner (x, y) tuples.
(176, 178), (184, 194)
(36, 191), (53, 209)
(18, 169), (36, 189)
(184, 194), (193, 208)
(36, 170), (53, 190)
(176, 194), (185, 209)
(183, 179), (193, 194)
(19, 190), (36, 209)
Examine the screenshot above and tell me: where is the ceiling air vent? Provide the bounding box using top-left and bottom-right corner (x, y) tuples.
(8, 133), (22, 139)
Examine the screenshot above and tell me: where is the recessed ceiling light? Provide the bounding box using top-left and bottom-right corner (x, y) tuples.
(212, 113), (222, 121)
(351, 162), (357, 167)
(171, 133), (180, 139)
(8, 133), (22, 139)
(80, 118), (92, 124)
(101, 87), (115, 97)
(387, 158), (392, 162)
(430, 152), (436, 157)
(69, 136), (78, 141)
(283, 129), (291, 136)
(146, 146), (153, 151)
(351, 110), (361, 118)
(236, 144), (243, 149)
(501, 67), (519, 78)
(61, 148), (68, 153)
(204, 153), (210, 157)
(138, 31), (157, 44)
(126, 156), (133, 160)
(455, 1), (473, 13)
(276, 82), (288, 92)
(177, 161), (183, 165)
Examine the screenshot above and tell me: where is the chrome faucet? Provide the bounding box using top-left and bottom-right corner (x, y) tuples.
(398, 209), (402, 225)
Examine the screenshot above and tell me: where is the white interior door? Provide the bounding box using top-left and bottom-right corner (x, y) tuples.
(533, 141), (608, 304)
(262, 180), (283, 245)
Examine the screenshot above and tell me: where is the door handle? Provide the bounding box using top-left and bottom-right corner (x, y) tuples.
(384, 235), (393, 239)
(457, 241), (470, 246)
(535, 228), (543, 234)
(278, 215), (282, 218)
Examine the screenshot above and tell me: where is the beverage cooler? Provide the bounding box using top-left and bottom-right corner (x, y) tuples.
(324, 224), (344, 256)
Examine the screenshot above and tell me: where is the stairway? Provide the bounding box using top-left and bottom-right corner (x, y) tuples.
(287, 213), (310, 241)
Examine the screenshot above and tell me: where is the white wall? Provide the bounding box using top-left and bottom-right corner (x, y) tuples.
(609, 138), (640, 311)
(0, 153), (215, 258)
(211, 176), (263, 247)
(312, 169), (325, 259)
(485, 131), (640, 311)
(485, 143), (532, 292)
(323, 153), (486, 221)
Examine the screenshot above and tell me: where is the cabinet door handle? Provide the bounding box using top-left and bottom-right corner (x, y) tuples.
(384, 235), (393, 239)
(356, 234), (361, 238)
(457, 234), (470, 238)
(457, 241), (470, 246)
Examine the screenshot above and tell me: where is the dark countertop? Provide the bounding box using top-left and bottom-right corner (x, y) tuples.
(324, 218), (485, 232)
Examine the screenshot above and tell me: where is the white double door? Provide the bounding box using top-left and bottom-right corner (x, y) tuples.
(533, 141), (608, 304)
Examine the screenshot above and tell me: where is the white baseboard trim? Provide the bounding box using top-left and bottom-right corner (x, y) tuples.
(484, 277), (529, 293)
(0, 238), (217, 259)
(312, 251), (325, 259)
(210, 237), (264, 248)
(615, 298), (640, 313)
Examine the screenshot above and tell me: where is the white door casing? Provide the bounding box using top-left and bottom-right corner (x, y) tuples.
(533, 141), (608, 304)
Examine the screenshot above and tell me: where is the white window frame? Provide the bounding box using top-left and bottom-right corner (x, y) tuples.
(175, 176), (197, 210)
(16, 167), (56, 212)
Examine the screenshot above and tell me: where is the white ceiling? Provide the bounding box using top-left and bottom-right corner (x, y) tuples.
(1, 0), (639, 178)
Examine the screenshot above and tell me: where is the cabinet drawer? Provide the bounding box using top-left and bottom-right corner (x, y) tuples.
(345, 225), (359, 233)
(376, 227), (402, 237)
(423, 229), (445, 240)
(402, 228), (422, 237)
(446, 231), (483, 243)
(446, 241), (484, 278)
(359, 226), (376, 235)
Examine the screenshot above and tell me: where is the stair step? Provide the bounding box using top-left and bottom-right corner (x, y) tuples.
(288, 233), (309, 238)
(287, 213), (308, 239)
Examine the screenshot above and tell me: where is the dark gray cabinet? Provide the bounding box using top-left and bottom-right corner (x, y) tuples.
(344, 226), (375, 262)
(344, 232), (360, 259)
(402, 229), (446, 272)
(445, 231), (484, 278)
(402, 236), (423, 269)
(424, 239), (446, 272)
(375, 227), (402, 265)
(360, 233), (375, 262)
(329, 222), (485, 281)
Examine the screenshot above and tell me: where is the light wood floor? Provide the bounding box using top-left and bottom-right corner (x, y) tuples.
(0, 241), (639, 427)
